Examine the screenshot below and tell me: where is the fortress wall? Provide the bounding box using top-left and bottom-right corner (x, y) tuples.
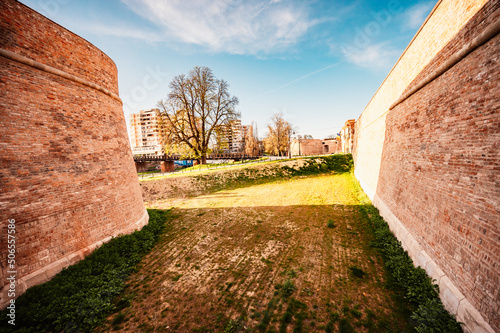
(0, 1), (118, 95)
(353, 0), (488, 199)
(0, 0), (148, 307)
(354, 1), (499, 332)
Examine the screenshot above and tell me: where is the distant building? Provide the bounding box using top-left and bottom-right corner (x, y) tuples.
(129, 108), (164, 155)
(215, 119), (250, 153)
(340, 119), (355, 154)
(290, 138), (338, 156)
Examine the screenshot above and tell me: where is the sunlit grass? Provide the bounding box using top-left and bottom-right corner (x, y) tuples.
(139, 157), (285, 181)
(174, 173), (359, 209)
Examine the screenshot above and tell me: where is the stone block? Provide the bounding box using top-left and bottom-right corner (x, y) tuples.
(457, 298), (495, 333)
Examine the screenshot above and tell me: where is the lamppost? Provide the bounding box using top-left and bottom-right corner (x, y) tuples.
(288, 129), (295, 159)
(298, 135), (301, 156)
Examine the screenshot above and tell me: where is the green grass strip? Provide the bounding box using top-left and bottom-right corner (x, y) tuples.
(359, 204), (463, 332)
(0, 209), (171, 333)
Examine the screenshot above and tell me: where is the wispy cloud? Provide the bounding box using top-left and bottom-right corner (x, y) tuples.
(121, 0), (319, 54)
(403, 2), (434, 30)
(342, 42), (401, 70)
(85, 24), (163, 43)
(250, 62), (339, 101)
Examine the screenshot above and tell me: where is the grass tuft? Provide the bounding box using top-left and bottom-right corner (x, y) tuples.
(349, 266), (366, 278)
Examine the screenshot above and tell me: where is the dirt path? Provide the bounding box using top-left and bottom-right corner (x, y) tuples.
(103, 173), (410, 332)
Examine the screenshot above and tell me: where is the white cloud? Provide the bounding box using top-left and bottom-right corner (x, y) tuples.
(121, 0), (316, 54)
(86, 24), (163, 43)
(404, 2), (434, 30)
(342, 42), (401, 70)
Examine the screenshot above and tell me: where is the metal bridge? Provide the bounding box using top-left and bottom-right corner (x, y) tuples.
(133, 153), (261, 163)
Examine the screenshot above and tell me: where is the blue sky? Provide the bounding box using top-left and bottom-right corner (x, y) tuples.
(21, 0), (434, 139)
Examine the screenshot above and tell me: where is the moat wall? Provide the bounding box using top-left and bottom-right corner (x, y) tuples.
(0, 0), (148, 307)
(353, 1), (499, 332)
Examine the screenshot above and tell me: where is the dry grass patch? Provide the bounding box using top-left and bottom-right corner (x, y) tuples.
(98, 171), (412, 332)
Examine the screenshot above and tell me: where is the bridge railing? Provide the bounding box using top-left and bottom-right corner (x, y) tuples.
(133, 153), (262, 162)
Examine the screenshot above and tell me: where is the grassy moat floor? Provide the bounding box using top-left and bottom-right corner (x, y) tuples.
(98, 171), (412, 332)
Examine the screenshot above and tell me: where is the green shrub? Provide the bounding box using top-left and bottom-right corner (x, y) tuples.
(361, 204), (462, 332)
(0, 209), (171, 333)
(327, 219), (336, 228)
(412, 299), (463, 333)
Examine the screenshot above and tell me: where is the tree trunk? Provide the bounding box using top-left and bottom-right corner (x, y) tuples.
(201, 155), (207, 165)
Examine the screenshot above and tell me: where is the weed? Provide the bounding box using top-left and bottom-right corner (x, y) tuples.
(282, 279), (296, 297)
(257, 298), (277, 331)
(349, 266), (366, 278)
(224, 319), (241, 333)
(172, 274), (182, 282)
(286, 269), (297, 278)
(301, 287), (314, 296)
(325, 321), (334, 333)
(327, 219), (336, 228)
(351, 308), (362, 318)
(112, 312), (126, 326)
(339, 318), (355, 333)
(261, 257), (273, 265)
(113, 293), (133, 312)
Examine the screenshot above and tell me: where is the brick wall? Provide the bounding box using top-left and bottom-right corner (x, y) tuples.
(353, 1), (499, 332)
(0, 0), (148, 307)
(290, 139), (338, 156)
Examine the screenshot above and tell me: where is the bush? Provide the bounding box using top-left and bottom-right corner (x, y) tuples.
(0, 209), (171, 333)
(412, 299), (463, 333)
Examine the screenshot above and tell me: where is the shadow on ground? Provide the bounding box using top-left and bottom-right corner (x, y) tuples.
(98, 203), (412, 332)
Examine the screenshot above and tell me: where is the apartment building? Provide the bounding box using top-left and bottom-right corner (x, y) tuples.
(129, 108), (164, 155)
(215, 119), (250, 153)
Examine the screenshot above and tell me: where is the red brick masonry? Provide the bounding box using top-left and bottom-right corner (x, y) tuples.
(0, 0), (148, 307)
(355, 1), (499, 332)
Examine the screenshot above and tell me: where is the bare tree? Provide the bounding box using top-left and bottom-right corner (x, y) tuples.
(158, 66), (239, 164)
(264, 113), (292, 156)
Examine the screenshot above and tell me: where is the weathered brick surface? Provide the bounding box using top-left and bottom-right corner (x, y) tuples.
(0, 0), (147, 306)
(0, 1), (118, 94)
(379, 30), (499, 333)
(290, 139), (338, 156)
(353, 0), (489, 199)
(354, 1), (499, 332)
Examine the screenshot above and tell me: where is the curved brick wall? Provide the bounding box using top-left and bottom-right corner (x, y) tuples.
(354, 1), (499, 332)
(0, 0), (148, 307)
